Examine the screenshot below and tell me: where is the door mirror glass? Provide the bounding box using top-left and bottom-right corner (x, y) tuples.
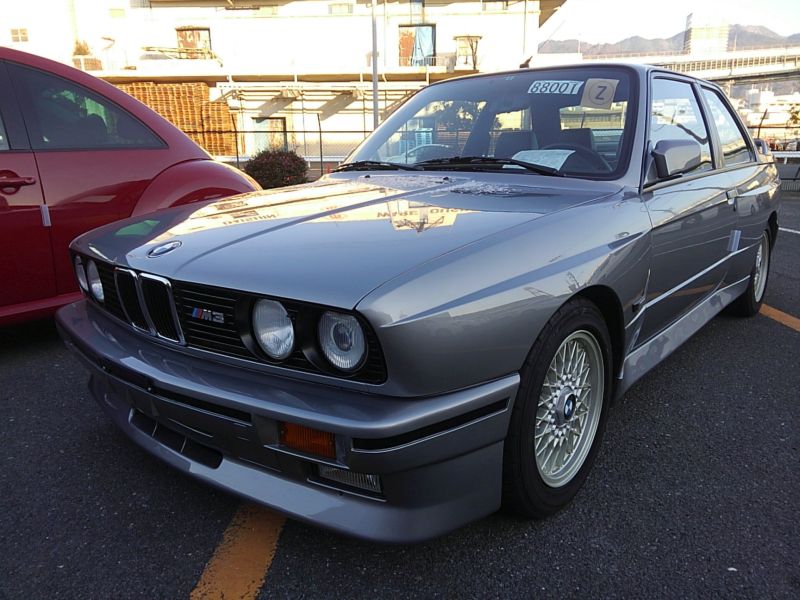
(652, 139), (702, 179)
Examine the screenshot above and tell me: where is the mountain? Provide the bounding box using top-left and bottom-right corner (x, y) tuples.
(539, 25), (799, 55)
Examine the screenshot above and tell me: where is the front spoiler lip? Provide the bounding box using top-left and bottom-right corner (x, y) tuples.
(56, 300), (519, 542)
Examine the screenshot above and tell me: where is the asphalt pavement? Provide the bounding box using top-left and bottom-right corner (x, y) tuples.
(1, 195), (798, 599)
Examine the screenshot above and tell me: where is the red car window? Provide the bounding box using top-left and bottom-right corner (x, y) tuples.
(8, 63), (164, 151)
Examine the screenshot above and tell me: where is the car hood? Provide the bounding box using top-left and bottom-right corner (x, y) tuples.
(75, 173), (622, 308)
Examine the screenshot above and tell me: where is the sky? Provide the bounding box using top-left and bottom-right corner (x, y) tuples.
(538, 0), (800, 45)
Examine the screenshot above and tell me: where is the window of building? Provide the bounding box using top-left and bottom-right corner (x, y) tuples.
(8, 63), (163, 150)
(10, 28), (28, 43)
(482, 1), (510, 11)
(701, 88), (753, 166)
(329, 3), (353, 15)
(455, 35), (481, 68)
(399, 25), (436, 67)
(650, 78), (713, 174)
(176, 26), (212, 57)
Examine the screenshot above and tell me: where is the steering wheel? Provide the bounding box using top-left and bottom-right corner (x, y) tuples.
(541, 143), (612, 172)
(406, 144), (453, 163)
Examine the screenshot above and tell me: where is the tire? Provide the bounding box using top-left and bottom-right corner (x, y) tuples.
(502, 298), (612, 518)
(727, 229), (771, 317)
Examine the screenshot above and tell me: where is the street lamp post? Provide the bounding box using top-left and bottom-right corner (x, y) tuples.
(522, 0), (528, 57)
(371, 0), (380, 129)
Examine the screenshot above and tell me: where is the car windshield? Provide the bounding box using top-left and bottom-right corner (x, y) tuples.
(347, 66), (637, 179)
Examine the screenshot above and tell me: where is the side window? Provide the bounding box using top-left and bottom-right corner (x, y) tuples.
(0, 110), (8, 151)
(650, 78), (713, 174)
(702, 88), (753, 166)
(8, 63), (163, 150)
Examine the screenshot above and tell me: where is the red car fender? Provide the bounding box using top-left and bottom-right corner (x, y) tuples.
(131, 159), (260, 216)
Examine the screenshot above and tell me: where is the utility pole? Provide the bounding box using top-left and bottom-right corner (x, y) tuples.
(371, 0), (380, 129)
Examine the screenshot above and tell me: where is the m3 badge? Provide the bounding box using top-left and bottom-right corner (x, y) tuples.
(190, 307), (225, 324)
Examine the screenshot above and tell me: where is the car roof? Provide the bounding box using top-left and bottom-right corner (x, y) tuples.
(426, 61), (718, 90)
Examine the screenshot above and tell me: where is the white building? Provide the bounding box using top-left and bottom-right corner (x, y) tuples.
(2, 1), (565, 76)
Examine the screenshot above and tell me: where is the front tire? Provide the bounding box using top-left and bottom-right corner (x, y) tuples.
(503, 298), (612, 518)
(727, 229), (771, 317)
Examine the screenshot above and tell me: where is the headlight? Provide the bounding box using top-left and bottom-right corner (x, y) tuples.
(74, 256), (88, 292)
(252, 299), (294, 360)
(318, 311), (366, 371)
(86, 260), (104, 302)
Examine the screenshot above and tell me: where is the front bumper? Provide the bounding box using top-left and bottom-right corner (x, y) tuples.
(56, 301), (519, 543)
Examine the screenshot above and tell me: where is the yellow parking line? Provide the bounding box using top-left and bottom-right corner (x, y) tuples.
(760, 304), (800, 333)
(190, 504), (285, 600)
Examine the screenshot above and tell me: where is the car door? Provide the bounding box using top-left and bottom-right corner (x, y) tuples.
(699, 86), (773, 286)
(5, 60), (179, 298)
(638, 76), (738, 344)
(0, 62), (56, 312)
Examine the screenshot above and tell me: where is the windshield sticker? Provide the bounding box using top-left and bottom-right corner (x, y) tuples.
(580, 79), (619, 110)
(528, 80), (584, 95)
(512, 150), (575, 170)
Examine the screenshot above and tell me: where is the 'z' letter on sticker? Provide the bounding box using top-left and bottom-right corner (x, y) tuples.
(580, 79), (619, 110)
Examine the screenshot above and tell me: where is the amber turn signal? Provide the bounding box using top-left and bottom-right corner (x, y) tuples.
(280, 422), (336, 459)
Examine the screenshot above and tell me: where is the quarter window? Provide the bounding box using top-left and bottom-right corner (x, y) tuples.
(702, 88), (753, 166)
(650, 78), (713, 174)
(0, 111), (8, 151)
(8, 64), (163, 150)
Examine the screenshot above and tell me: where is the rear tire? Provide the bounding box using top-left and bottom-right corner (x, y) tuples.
(727, 230), (771, 317)
(502, 298), (612, 518)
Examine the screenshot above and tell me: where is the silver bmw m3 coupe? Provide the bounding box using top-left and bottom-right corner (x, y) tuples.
(58, 64), (781, 542)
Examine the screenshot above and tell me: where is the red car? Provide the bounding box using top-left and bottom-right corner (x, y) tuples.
(0, 47), (258, 325)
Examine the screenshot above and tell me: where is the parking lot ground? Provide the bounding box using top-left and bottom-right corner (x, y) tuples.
(1, 195), (798, 599)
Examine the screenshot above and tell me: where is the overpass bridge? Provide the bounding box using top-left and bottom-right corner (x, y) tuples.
(582, 46), (800, 85)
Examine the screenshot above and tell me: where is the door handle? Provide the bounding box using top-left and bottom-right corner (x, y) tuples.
(0, 176), (37, 188)
(726, 189), (738, 210)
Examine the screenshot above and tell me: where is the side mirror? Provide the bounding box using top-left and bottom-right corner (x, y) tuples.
(753, 138), (771, 156)
(651, 139), (702, 180)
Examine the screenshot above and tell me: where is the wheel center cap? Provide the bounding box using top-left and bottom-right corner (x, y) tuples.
(555, 388), (577, 425)
(564, 394), (576, 420)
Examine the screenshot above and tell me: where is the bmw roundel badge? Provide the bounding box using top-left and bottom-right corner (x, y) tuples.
(147, 240), (182, 257)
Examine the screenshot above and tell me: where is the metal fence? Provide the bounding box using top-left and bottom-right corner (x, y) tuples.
(186, 128), (372, 180)
(184, 122), (799, 182)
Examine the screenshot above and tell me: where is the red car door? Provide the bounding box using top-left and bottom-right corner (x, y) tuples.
(0, 63), (56, 313)
(5, 61), (201, 297)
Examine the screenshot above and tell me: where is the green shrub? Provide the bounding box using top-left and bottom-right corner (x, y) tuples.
(244, 149), (308, 189)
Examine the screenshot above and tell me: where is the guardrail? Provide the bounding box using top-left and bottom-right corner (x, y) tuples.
(773, 151), (800, 191)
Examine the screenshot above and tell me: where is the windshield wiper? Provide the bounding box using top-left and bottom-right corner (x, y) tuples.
(415, 156), (563, 176)
(334, 160), (422, 172)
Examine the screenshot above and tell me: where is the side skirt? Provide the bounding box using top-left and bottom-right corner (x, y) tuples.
(614, 276), (749, 400)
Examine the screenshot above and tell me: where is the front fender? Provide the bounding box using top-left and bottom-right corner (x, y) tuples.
(358, 191), (652, 397)
(131, 159), (260, 217)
